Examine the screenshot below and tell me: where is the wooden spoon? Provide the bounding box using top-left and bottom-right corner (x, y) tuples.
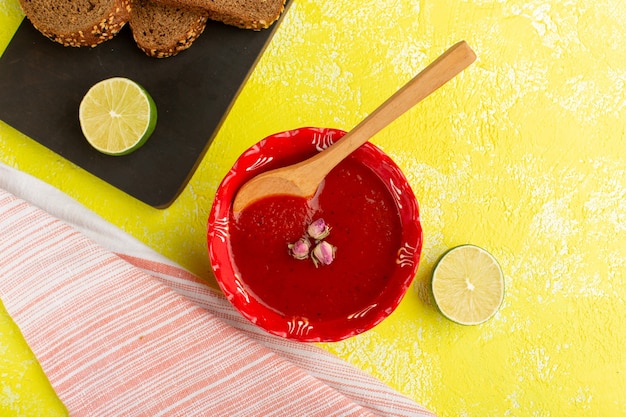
(232, 40), (476, 213)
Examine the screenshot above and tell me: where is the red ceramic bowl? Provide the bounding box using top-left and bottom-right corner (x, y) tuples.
(207, 127), (422, 342)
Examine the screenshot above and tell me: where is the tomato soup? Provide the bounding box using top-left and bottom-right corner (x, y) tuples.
(228, 155), (402, 320)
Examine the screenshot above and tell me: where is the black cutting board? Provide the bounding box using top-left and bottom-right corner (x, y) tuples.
(0, 14), (285, 208)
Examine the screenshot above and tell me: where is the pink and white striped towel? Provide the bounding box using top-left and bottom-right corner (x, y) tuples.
(0, 163), (435, 416)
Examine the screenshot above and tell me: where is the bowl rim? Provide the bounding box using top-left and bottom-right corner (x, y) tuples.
(207, 127), (423, 342)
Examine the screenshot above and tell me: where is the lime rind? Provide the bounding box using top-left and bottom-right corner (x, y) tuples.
(431, 244), (504, 325)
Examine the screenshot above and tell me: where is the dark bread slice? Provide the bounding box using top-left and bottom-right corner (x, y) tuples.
(130, 0), (209, 58)
(18, 0), (131, 47)
(152, 0), (285, 30)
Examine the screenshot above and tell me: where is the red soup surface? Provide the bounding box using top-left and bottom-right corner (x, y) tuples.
(229, 155), (402, 320)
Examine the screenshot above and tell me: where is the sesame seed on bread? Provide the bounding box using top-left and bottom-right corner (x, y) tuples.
(152, 0), (286, 30)
(18, 0), (131, 47)
(130, 0), (209, 58)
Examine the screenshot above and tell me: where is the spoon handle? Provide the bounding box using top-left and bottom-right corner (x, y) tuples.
(232, 41), (476, 213)
(295, 40), (476, 179)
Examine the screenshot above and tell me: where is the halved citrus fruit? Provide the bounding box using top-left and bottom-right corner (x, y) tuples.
(79, 77), (157, 156)
(432, 245), (504, 325)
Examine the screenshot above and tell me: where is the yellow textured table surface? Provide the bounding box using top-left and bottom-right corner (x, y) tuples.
(1, 0), (625, 415)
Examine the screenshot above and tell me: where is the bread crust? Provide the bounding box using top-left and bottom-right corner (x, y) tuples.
(152, 0), (286, 30)
(19, 0), (131, 47)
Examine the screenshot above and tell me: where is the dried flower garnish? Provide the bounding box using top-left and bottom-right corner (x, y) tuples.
(288, 219), (336, 267)
(288, 237), (311, 260)
(307, 218), (331, 240)
(311, 241), (336, 267)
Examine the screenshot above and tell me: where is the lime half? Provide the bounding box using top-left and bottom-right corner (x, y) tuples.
(79, 77), (157, 156)
(432, 245), (504, 325)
